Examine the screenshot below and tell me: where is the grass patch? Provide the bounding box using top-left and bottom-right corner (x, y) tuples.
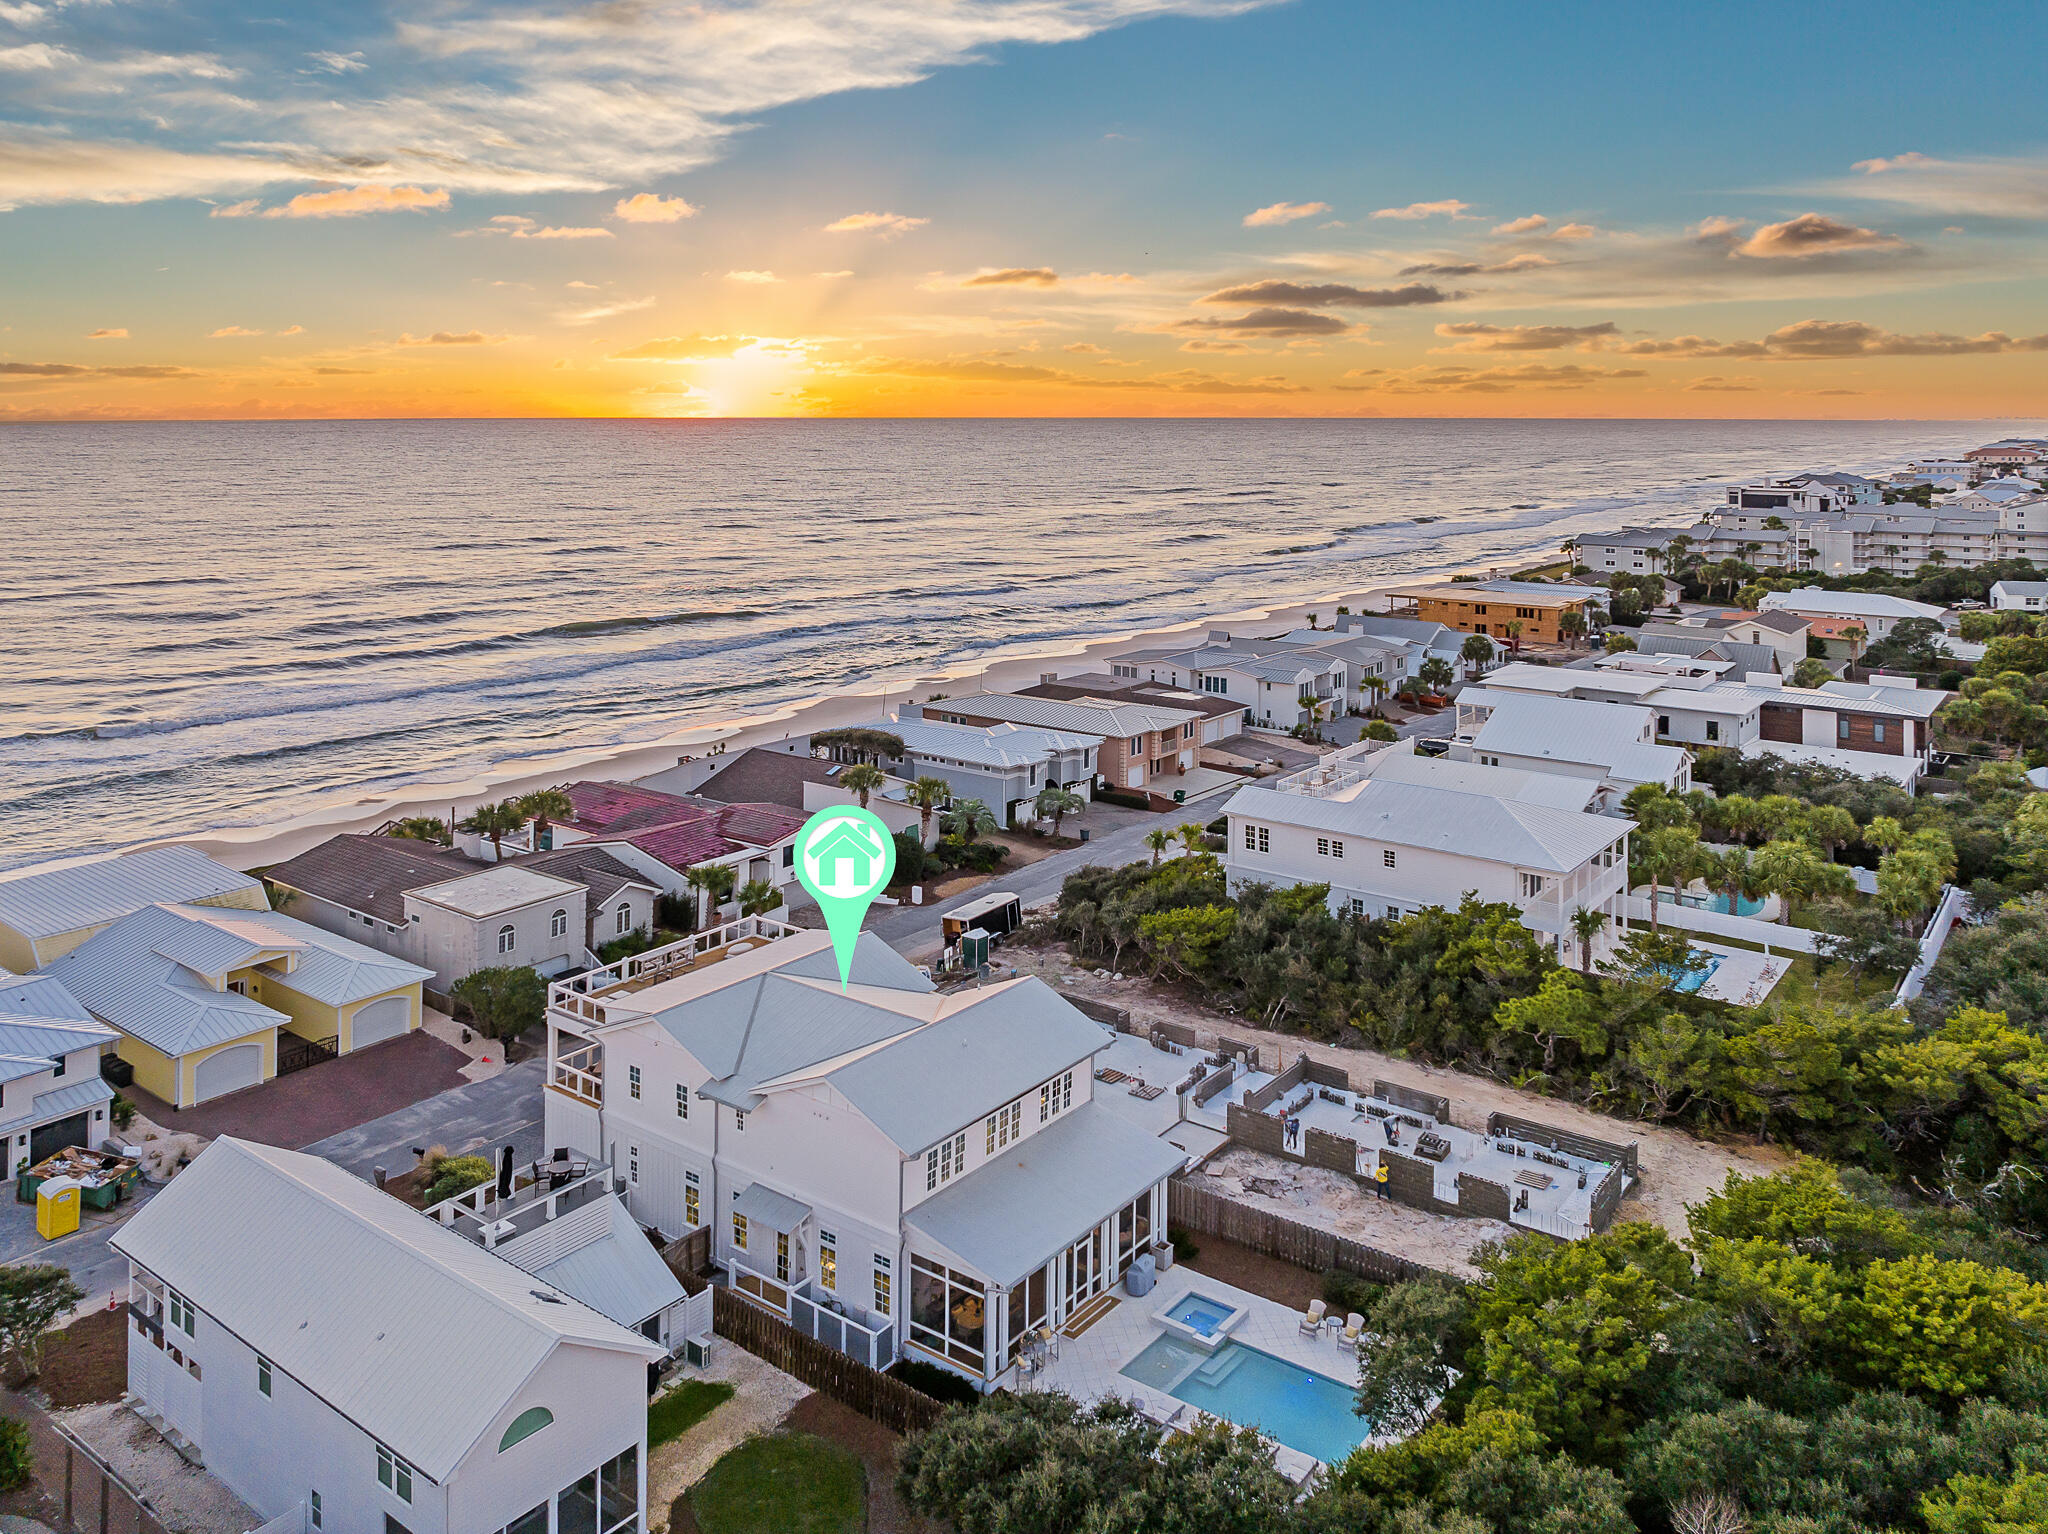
(689, 1432), (865, 1534)
(1772, 955), (1899, 1011)
(649, 1379), (736, 1450)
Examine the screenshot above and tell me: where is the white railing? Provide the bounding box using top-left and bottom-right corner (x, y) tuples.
(548, 914), (802, 1025)
(1510, 1206), (1584, 1241)
(1895, 883), (1969, 1006)
(729, 1254), (794, 1316)
(244, 1506), (309, 1534)
(790, 1289), (896, 1370)
(427, 1160), (613, 1244)
(1623, 895), (1822, 954)
(549, 1040), (604, 1105)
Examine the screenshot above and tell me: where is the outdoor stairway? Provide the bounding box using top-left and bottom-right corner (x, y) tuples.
(126, 1395), (204, 1467)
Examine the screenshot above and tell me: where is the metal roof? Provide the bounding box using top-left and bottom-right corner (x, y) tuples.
(732, 1182), (813, 1234)
(111, 1139), (662, 1482)
(866, 714), (1098, 770)
(935, 692), (1200, 737)
(1465, 692), (1660, 765)
(1363, 748), (1600, 812)
(1224, 775), (1624, 872)
(0, 971), (100, 1028)
(500, 1194), (687, 1330)
(904, 1103), (1188, 1286)
(0, 1075), (113, 1134)
(820, 980), (1109, 1153)
(0, 846), (263, 942)
(1759, 588), (1949, 622)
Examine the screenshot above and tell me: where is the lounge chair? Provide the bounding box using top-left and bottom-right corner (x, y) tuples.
(1343, 1312), (1365, 1343)
(1297, 1299), (1327, 1335)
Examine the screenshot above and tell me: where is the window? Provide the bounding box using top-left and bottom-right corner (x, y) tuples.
(910, 1255), (988, 1372)
(1705, 721), (1720, 742)
(167, 1290), (194, 1335)
(732, 1211), (748, 1250)
(377, 1445), (413, 1503)
(1127, 735), (1143, 753)
(675, 1082), (688, 1119)
(985, 1098), (1023, 1154)
(497, 923), (516, 955)
(1873, 721), (1886, 743)
(615, 902), (632, 935)
(1349, 897), (1366, 916)
(1520, 873), (1546, 898)
(627, 1065), (641, 1100)
(1387, 905), (1401, 920)
(819, 1231), (838, 1291)
(925, 1130), (968, 1190)
(499, 1407), (553, 1452)
(257, 1357), (271, 1397)
(1242, 824), (1269, 854)
(310, 1491), (322, 1529)
(1657, 715), (1671, 735)
(1383, 849), (1397, 869)
(496, 1507), (547, 1534)
(550, 908), (568, 938)
(1315, 837), (1344, 859)
(873, 1255), (892, 1315)
(734, 1110), (746, 1132)
(775, 1231), (791, 1283)
(685, 1171), (700, 1227)
(627, 1145), (639, 1186)
(599, 1447), (639, 1534)
(49, 1053), (64, 1078)
(1039, 1069), (1073, 1123)
(1839, 717), (1851, 741)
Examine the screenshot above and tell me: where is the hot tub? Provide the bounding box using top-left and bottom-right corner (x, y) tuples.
(1155, 1289), (1250, 1350)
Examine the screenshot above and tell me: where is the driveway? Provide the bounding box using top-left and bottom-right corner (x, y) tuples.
(122, 1030), (473, 1149)
(305, 1059), (546, 1180)
(0, 1180), (158, 1309)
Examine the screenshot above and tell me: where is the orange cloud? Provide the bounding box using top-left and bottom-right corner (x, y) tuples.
(614, 192), (699, 223)
(1243, 200), (1329, 227)
(86, 328), (127, 339)
(824, 211), (926, 236)
(1370, 199), (1471, 220)
(218, 185), (452, 220)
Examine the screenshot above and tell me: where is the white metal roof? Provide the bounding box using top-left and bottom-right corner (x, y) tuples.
(1362, 747), (1600, 812)
(904, 1103), (1188, 1286)
(0, 971), (101, 1029)
(1464, 692), (1660, 764)
(1991, 581), (2048, 599)
(499, 1193), (688, 1331)
(0, 1075), (113, 1133)
(408, 865), (586, 919)
(731, 1182), (813, 1234)
(1758, 588), (1949, 622)
(871, 715), (1097, 770)
(0, 846), (263, 942)
(936, 692), (1200, 737)
(1224, 776), (1623, 872)
(111, 1139), (662, 1482)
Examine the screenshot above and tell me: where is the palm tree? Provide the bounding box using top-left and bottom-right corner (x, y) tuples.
(516, 787), (574, 852)
(683, 863), (737, 928)
(1558, 609), (1587, 649)
(1418, 656), (1455, 695)
(1144, 828), (1172, 865)
(1304, 612), (1320, 630)
(1460, 633), (1494, 678)
(388, 816), (451, 845)
(1034, 784), (1086, 837)
(1632, 825), (1700, 936)
(944, 800), (997, 844)
(1501, 618), (1524, 654)
(1176, 822), (1206, 856)
(907, 776), (951, 841)
(1790, 657), (1833, 689)
(737, 878), (782, 917)
(840, 762), (887, 808)
(1362, 673), (1390, 717)
(1605, 631), (1638, 654)
(1569, 906), (1609, 974)
(264, 880), (295, 913)
(458, 799), (528, 862)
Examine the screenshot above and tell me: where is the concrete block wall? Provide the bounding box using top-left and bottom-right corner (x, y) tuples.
(1303, 1127), (1359, 1175)
(1485, 1112), (1639, 1178)
(1375, 1080), (1452, 1123)
(1457, 1173), (1512, 1222)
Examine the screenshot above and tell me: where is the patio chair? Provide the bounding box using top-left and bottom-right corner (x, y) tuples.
(1343, 1312), (1365, 1343)
(1297, 1299), (1327, 1335)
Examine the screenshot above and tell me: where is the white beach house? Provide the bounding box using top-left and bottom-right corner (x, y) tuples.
(113, 1137), (664, 1534)
(543, 921), (1188, 1390)
(0, 971), (120, 1174)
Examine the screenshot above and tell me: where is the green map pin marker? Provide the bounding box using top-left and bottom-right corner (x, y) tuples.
(793, 805), (897, 991)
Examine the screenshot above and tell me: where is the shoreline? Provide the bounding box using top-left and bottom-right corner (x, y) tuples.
(99, 525), (1629, 875)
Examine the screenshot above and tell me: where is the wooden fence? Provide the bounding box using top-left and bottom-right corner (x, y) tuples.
(0, 1389), (175, 1534)
(1168, 1177), (1449, 1287)
(661, 1225), (713, 1291)
(711, 1289), (946, 1436)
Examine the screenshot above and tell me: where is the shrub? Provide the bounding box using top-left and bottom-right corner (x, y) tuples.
(1169, 1225), (1201, 1263)
(891, 1355), (982, 1406)
(0, 1420), (28, 1491)
(892, 829), (933, 885)
(422, 1152), (493, 1206)
(450, 965), (547, 1043)
(110, 1094), (135, 1131)
(1322, 1269), (1386, 1319)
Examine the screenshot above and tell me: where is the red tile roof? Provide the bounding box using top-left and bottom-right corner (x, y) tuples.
(562, 780), (804, 875)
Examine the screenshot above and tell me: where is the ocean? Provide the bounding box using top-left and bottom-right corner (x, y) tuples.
(0, 417), (1997, 868)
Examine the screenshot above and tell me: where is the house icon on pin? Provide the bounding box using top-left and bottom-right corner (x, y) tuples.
(808, 820), (883, 897)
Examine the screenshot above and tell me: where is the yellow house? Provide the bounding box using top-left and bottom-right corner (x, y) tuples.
(42, 904), (431, 1109)
(0, 846), (269, 974)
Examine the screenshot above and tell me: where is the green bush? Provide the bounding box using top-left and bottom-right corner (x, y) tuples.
(891, 1355), (983, 1406)
(935, 836), (1005, 873)
(0, 1420), (28, 1490)
(891, 829), (933, 885)
(422, 1153), (493, 1206)
(1322, 1269), (1385, 1319)
(110, 1093), (135, 1131)
(450, 965), (547, 1042)
(1168, 1225), (1200, 1263)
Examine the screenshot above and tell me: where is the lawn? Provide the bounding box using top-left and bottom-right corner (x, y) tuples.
(648, 1379), (736, 1451)
(1770, 954), (1900, 1011)
(688, 1432), (866, 1534)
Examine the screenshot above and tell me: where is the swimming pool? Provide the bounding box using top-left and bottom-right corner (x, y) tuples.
(1659, 890), (1767, 918)
(1656, 951), (1722, 993)
(1165, 1294), (1236, 1337)
(1119, 1333), (1372, 1464)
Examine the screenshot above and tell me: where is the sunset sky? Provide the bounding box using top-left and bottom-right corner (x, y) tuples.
(4, 0), (2046, 420)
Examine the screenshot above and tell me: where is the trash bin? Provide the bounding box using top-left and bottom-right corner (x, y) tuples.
(1078, 828), (1091, 843)
(1173, 789), (1186, 804)
(36, 1177), (81, 1240)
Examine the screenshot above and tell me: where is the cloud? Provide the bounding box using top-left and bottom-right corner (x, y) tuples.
(1615, 319), (2048, 359)
(1433, 321), (1620, 352)
(278, 324), (305, 336)
(1735, 212), (1904, 259)
(1178, 339), (1252, 354)
(962, 267), (1059, 287)
(813, 269), (853, 279)
(0, 361), (199, 379)
(1370, 199), (1471, 220)
(1692, 215), (1745, 240)
(1683, 375), (1757, 392)
(519, 225), (613, 239)
(1398, 254), (1554, 278)
(1199, 280), (1459, 307)
(1834, 152), (2048, 219)
(1167, 307), (1354, 338)
(1491, 214), (1548, 235)
(85, 327), (126, 340)
(824, 211), (926, 236)
(1551, 222), (1596, 240)
(558, 296), (655, 324)
(613, 192), (698, 223)
(397, 330), (504, 345)
(1344, 362), (1646, 394)
(208, 325), (263, 337)
(215, 185), (451, 220)
(303, 51), (366, 74)
(1243, 200), (1330, 227)
(312, 366), (375, 374)
(853, 354), (1305, 394)
(1062, 342), (1108, 355)
(725, 270), (780, 283)
(610, 334), (747, 360)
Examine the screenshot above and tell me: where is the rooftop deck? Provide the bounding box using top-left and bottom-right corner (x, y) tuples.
(548, 914), (801, 1027)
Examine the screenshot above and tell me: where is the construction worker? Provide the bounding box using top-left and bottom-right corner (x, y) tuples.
(1373, 1157), (1390, 1199)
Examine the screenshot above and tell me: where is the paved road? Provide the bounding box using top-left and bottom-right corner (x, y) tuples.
(306, 1059), (546, 1179)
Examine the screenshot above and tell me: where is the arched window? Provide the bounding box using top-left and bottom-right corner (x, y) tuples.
(498, 924), (516, 954)
(615, 902), (632, 935)
(498, 1406), (553, 1452)
(550, 908), (568, 939)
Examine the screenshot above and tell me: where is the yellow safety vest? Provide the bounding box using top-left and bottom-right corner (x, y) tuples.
(1374, 1161), (1389, 1183)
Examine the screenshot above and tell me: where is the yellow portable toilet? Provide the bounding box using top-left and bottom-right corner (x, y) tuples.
(35, 1176), (81, 1241)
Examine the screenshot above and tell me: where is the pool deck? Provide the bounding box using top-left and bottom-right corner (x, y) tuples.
(1023, 1262), (1375, 1482)
(1687, 939), (1791, 1005)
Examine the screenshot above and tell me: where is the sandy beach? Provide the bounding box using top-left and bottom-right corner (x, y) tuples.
(93, 542), (1584, 876)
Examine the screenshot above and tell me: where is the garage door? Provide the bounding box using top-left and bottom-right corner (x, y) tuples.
(192, 1043), (264, 1103)
(29, 1112), (89, 1166)
(350, 995), (411, 1051)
